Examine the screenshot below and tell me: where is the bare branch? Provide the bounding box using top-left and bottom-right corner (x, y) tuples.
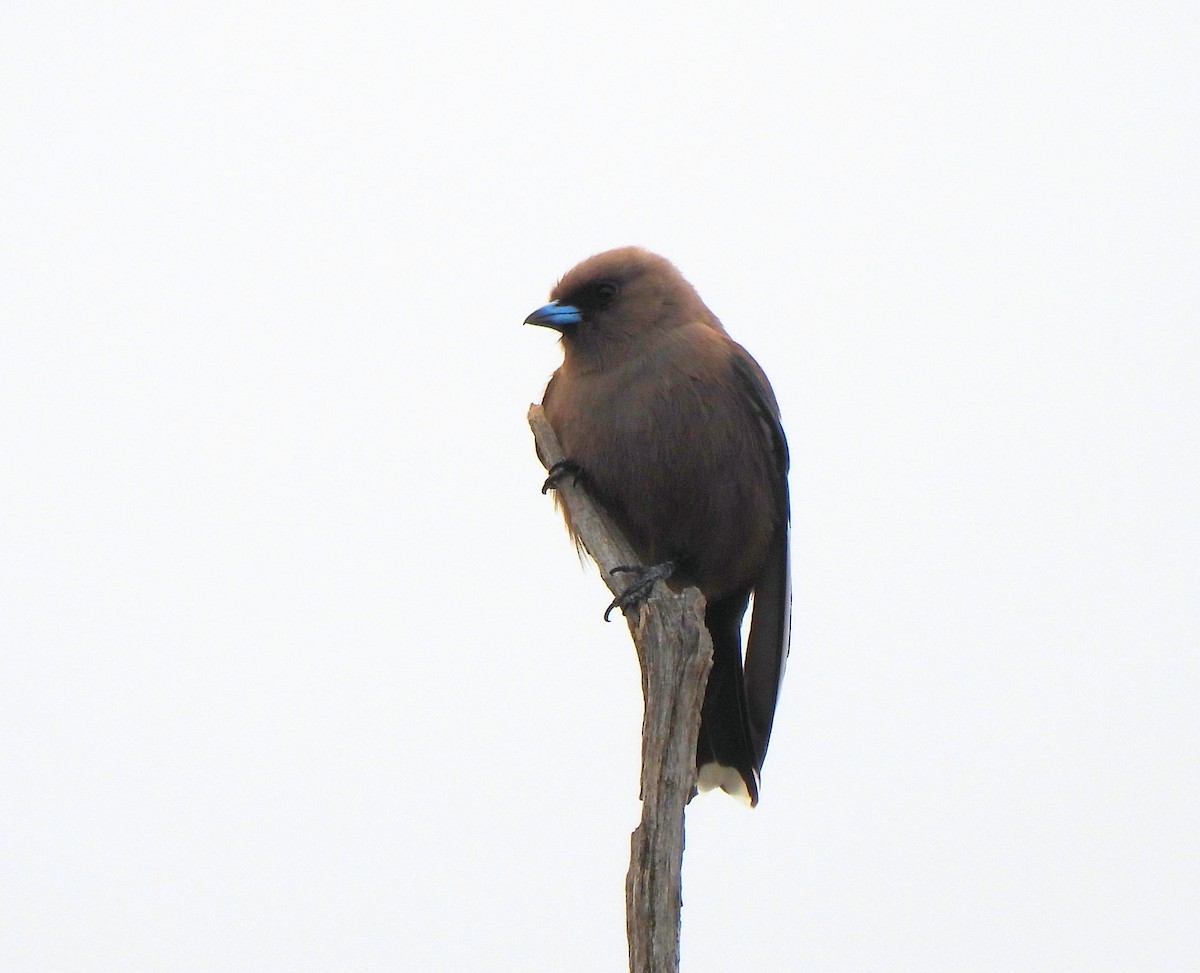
(528, 404), (714, 973)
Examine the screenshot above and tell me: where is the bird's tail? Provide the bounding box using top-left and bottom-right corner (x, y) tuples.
(695, 594), (760, 806)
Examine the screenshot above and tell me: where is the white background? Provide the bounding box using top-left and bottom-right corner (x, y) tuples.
(3, 3), (1197, 970)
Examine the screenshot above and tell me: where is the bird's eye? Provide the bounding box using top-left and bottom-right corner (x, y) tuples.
(595, 282), (618, 306)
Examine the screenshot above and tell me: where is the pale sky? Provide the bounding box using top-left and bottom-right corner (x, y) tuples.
(3, 3), (1198, 970)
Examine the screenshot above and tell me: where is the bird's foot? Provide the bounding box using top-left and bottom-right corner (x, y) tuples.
(603, 561), (675, 622)
(542, 459), (584, 495)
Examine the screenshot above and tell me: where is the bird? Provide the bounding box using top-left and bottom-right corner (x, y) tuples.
(525, 246), (790, 806)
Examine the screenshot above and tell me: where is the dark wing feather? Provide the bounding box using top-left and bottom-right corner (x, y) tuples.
(731, 348), (791, 765)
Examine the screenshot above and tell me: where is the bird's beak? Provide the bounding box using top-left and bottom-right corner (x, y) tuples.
(524, 301), (583, 332)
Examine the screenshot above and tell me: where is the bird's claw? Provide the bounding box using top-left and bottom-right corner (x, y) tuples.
(603, 561), (675, 622)
(542, 458), (584, 495)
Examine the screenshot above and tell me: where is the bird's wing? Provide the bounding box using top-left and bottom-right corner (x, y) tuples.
(730, 348), (791, 765)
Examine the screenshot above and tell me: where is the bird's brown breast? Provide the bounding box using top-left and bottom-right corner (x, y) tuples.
(543, 323), (779, 601)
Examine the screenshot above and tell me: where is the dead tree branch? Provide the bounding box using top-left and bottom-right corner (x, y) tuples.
(528, 404), (713, 973)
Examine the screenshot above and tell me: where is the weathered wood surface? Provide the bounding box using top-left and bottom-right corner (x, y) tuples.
(528, 404), (713, 973)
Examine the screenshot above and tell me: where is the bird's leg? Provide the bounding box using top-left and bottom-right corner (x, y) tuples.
(603, 560), (676, 622)
(541, 458), (584, 495)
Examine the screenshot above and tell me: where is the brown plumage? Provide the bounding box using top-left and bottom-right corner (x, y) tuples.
(526, 247), (791, 805)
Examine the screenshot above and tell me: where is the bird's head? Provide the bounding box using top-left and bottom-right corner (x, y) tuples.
(525, 247), (720, 368)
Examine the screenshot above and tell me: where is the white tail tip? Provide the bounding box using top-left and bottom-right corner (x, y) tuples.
(696, 762), (756, 806)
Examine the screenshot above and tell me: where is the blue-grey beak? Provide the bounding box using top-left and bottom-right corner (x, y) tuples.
(524, 301), (583, 332)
